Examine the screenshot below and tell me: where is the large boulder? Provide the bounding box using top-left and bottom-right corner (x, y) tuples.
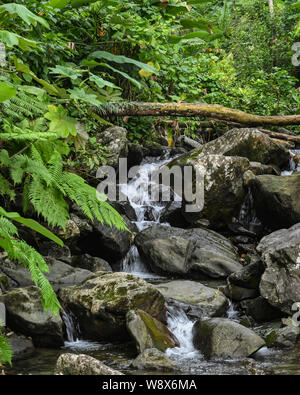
(126, 309), (179, 353)
(240, 297), (283, 323)
(71, 254), (112, 273)
(58, 272), (167, 342)
(0, 286), (64, 347)
(97, 126), (128, 168)
(131, 348), (178, 372)
(78, 218), (132, 262)
(8, 334), (35, 362)
(190, 128), (290, 168)
(169, 154), (250, 228)
(192, 318), (265, 359)
(248, 173), (300, 230)
(135, 225), (242, 279)
(0, 257), (92, 292)
(227, 260), (265, 290)
(258, 223), (300, 315)
(55, 353), (123, 375)
(154, 280), (228, 319)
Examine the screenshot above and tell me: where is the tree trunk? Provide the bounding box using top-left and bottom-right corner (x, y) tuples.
(96, 102), (300, 126)
(268, 0), (275, 18)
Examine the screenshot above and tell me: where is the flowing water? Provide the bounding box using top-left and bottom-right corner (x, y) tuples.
(6, 151), (300, 375)
(281, 149), (300, 176)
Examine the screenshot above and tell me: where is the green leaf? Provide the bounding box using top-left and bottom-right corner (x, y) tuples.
(89, 51), (158, 74)
(48, 0), (71, 8)
(98, 62), (143, 89)
(0, 82), (16, 103)
(49, 65), (83, 80)
(0, 207), (63, 247)
(68, 87), (100, 105)
(89, 74), (120, 90)
(44, 105), (77, 138)
(0, 30), (38, 50)
(0, 4), (49, 29)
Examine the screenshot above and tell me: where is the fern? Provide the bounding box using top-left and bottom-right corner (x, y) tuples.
(2, 90), (48, 121)
(0, 328), (12, 366)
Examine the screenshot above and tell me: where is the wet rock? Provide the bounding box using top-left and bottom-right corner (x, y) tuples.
(131, 348), (178, 372)
(70, 213), (93, 237)
(97, 126), (128, 168)
(192, 318), (265, 359)
(249, 162), (279, 176)
(227, 260), (265, 290)
(154, 280), (228, 319)
(56, 219), (80, 241)
(71, 254), (112, 273)
(258, 223), (300, 315)
(37, 241), (72, 264)
(8, 334), (35, 361)
(78, 217), (132, 262)
(127, 143), (143, 168)
(135, 225), (242, 279)
(1, 286), (64, 348)
(126, 309), (179, 353)
(223, 284), (259, 301)
(191, 128), (289, 167)
(55, 353), (123, 375)
(169, 154), (250, 229)
(59, 272), (167, 342)
(142, 142), (168, 157)
(240, 297), (283, 323)
(266, 326), (300, 349)
(248, 173), (300, 230)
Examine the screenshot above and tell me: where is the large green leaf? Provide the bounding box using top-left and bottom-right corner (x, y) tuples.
(89, 74), (120, 90)
(0, 207), (63, 247)
(48, 0), (71, 8)
(0, 82), (16, 103)
(68, 87), (100, 105)
(0, 4), (49, 29)
(0, 30), (38, 50)
(44, 105), (77, 138)
(89, 51), (158, 74)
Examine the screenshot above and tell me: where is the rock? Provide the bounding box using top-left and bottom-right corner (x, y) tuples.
(142, 142), (168, 157)
(169, 154), (250, 229)
(8, 334), (35, 361)
(266, 326), (300, 349)
(59, 272), (167, 342)
(227, 260), (265, 290)
(37, 241), (72, 264)
(154, 280), (228, 319)
(78, 218), (132, 262)
(191, 128), (289, 168)
(249, 162), (279, 176)
(258, 223), (300, 315)
(192, 318), (265, 359)
(249, 173), (300, 230)
(126, 309), (179, 353)
(127, 143), (143, 168)
(177, 135), (202, 150)
(56, 219), (80, 241)
(97, 126), (128, 168)
(241, 297), (283, 323)
(55, 353), (123, 375)
(1, 286), (64, 347)
(131, 348), (178, 372)
(70, 213), (93, 237)
(223, 284), (259, 301)
(71, 254), (112, 273)
(0, 257), (91, 291)
(135, 225), (242, 279)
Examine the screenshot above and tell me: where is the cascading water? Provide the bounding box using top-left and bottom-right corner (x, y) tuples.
(281, 149), (300, 176)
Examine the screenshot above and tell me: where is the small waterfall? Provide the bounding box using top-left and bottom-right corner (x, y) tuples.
(226, 300), (240, 321)
(238, 190), (262, 234)
(61, 309), (80, 343)
(121, 245), (155, 278)
(166, 305), (199, 360)
(281, 149), (300, 176)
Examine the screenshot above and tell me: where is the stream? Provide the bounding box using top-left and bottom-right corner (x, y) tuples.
(7, 150), (300, 375)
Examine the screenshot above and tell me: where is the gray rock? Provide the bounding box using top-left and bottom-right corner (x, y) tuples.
(227, 260), (265, 290)
(56, 219), (80, 241)
(249, 173), (300, 230)
(126, 309), (179, 353)
(267, 326), (300, 349)
(8, 335), (35, 361)
(191, 128), (290, 167)
(258, 223), (300, 315)
(223, 284), (259, 301)
(131, 348), (178, 372)
(1, 286), (64, 347)
(135, 225), (242, 279)
(55, 353), (123, 375)
(241, 297), (283, 323)
(192, 318), (265, 359)
(154, 280), (228, 319)
(71, 254), (112, 273)
(97, 126), (128, 168)
(59, 272), (167, 342)
(169, 154), (250, 229)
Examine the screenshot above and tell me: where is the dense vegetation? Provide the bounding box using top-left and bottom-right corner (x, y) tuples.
(0, 0), (299, 365)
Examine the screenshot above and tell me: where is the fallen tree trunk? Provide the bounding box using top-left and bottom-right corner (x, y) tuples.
(259, 128), (300, 144)
(96, 102), (300, 126)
